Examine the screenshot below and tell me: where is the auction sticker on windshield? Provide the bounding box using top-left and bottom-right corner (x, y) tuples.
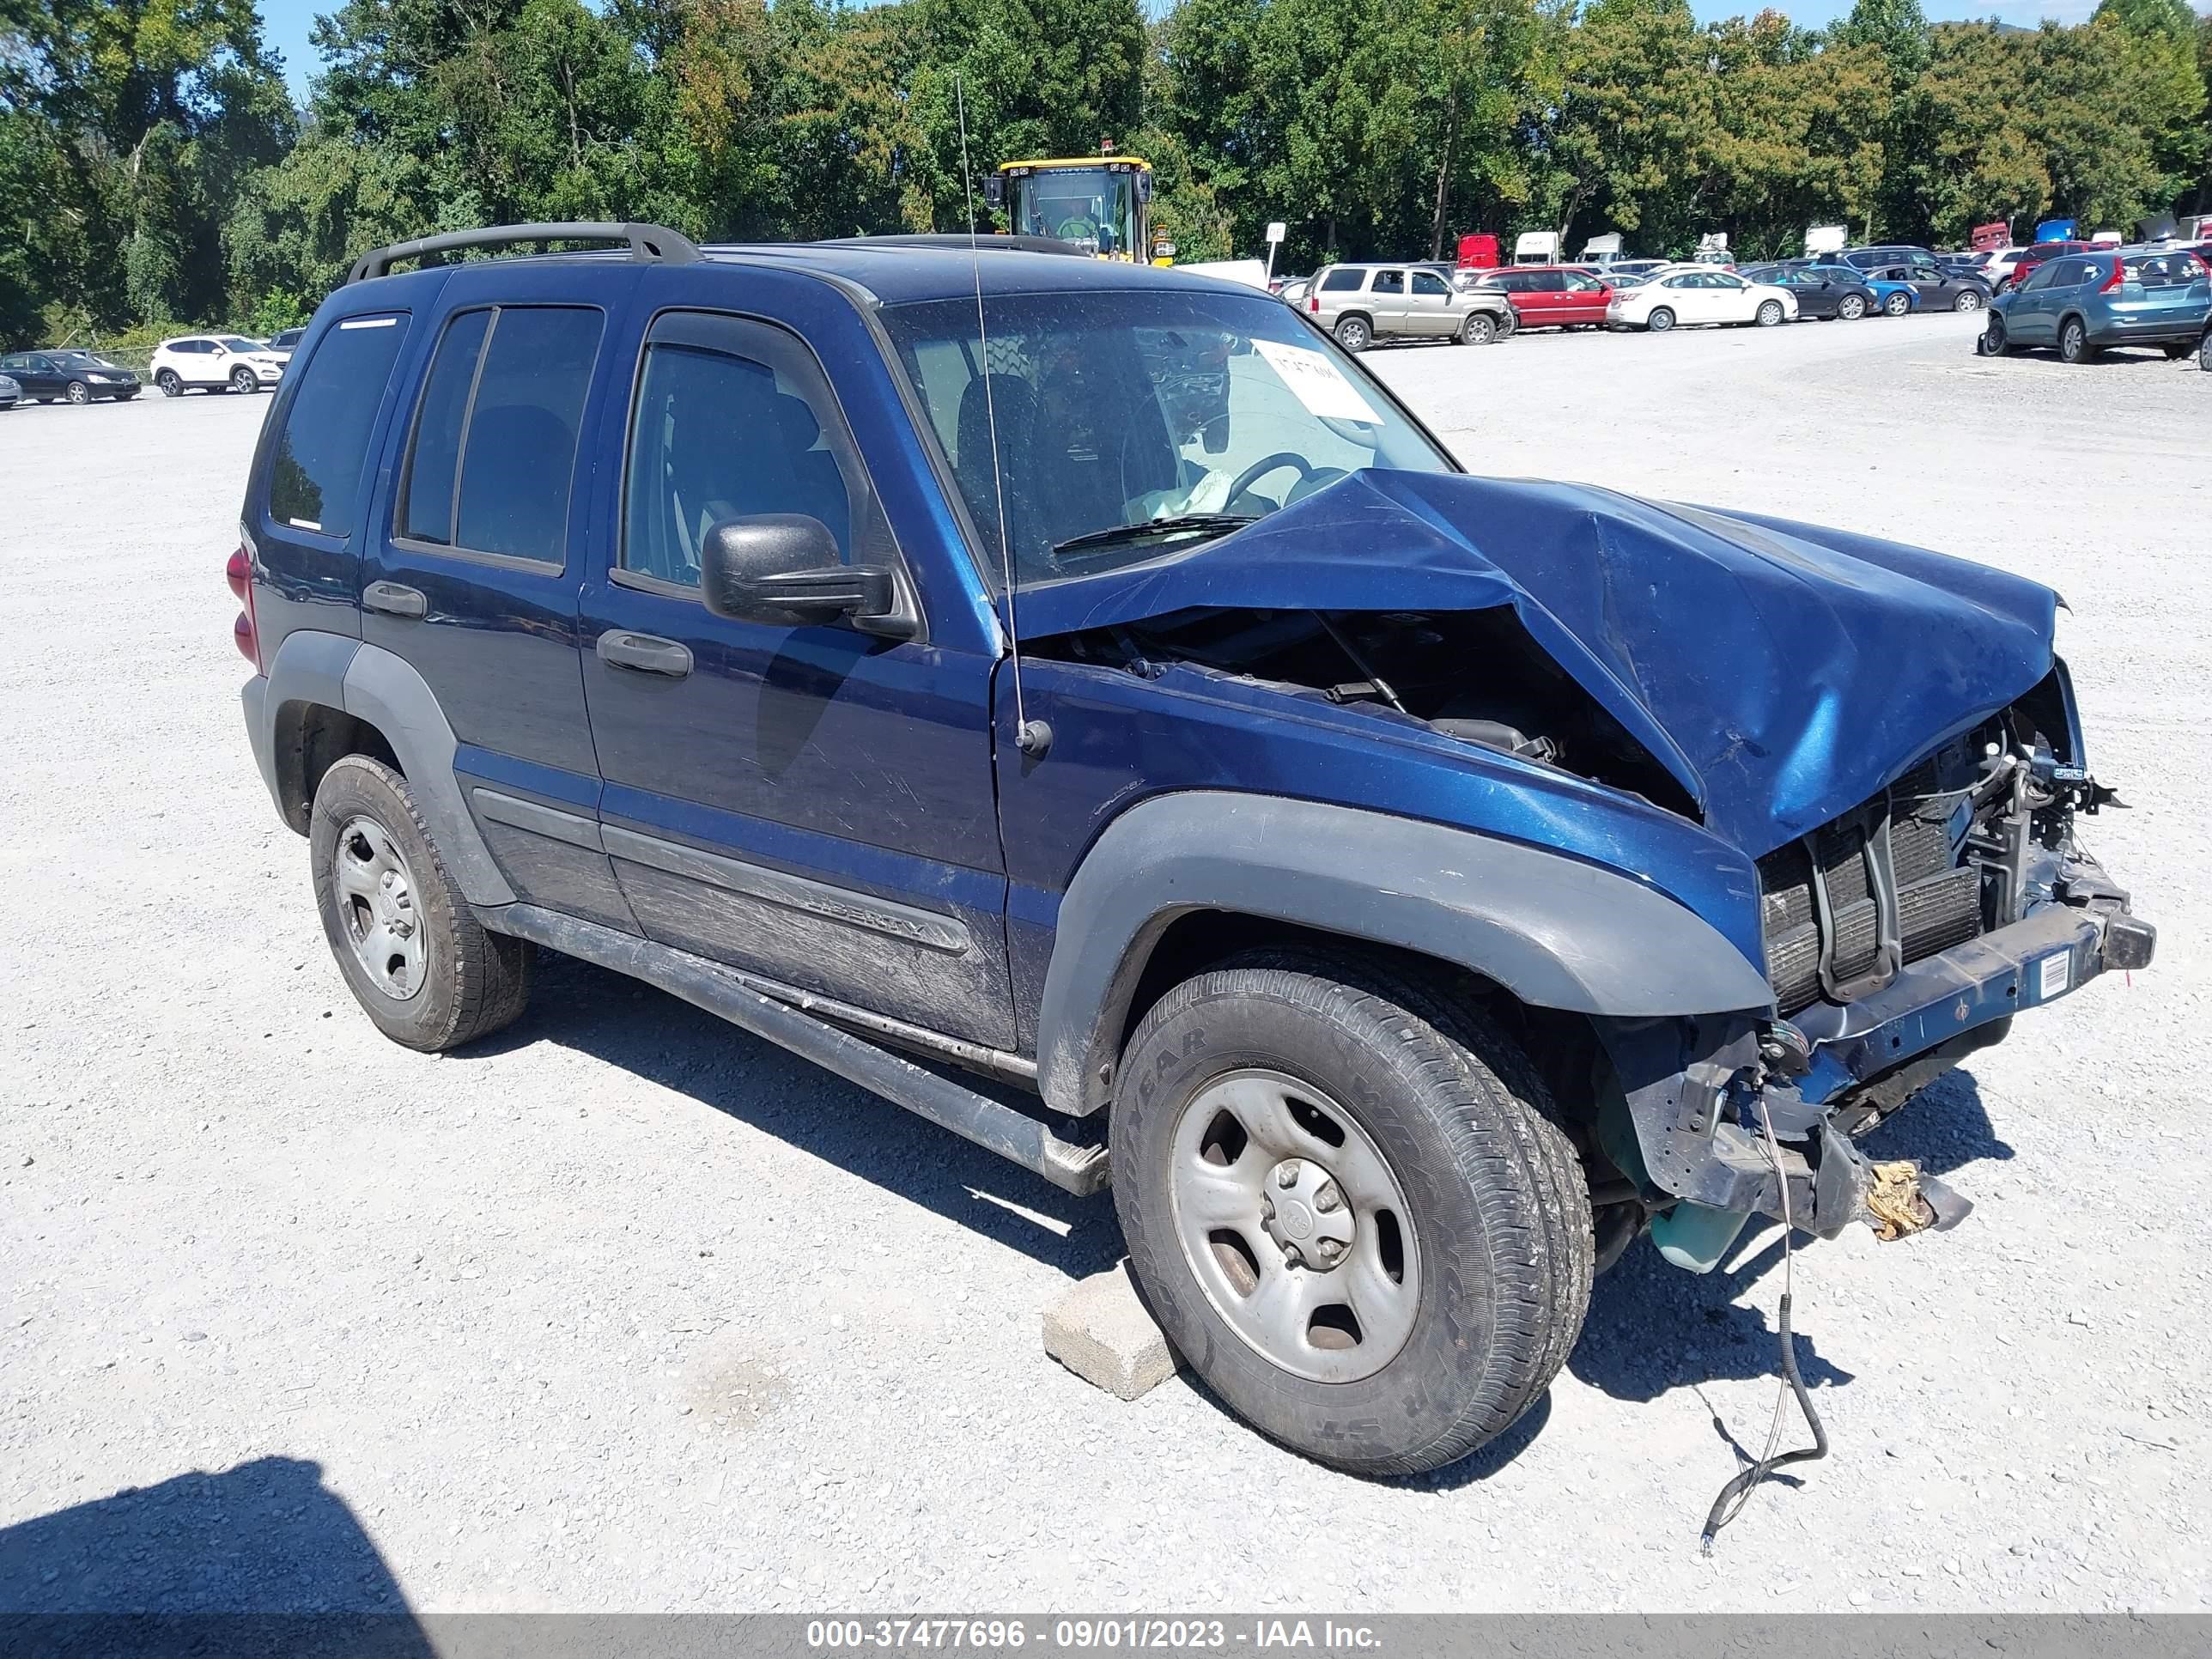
(1251, 338), (1382, 424)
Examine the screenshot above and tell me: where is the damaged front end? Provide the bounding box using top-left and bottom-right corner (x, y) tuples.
(1592, 668), (2154, 1270)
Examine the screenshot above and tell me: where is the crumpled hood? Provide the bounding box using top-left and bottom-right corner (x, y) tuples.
(1016, 469), (2058, 854)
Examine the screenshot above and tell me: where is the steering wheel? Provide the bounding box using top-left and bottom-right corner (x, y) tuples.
(1225, 452), (1316, 504)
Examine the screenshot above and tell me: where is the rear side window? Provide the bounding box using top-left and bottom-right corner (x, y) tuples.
(398, 306), (603, 566)
(266, 314), (410, 538)
(1319, 269), (1363, 293)
(1371, 270), (1404, 294)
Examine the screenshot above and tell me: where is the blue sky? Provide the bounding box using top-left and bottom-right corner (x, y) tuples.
(254, 0), (2113, 100)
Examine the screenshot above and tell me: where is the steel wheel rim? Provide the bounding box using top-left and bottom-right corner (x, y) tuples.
(1649, 310), (1672, 331)
(1169, 1067), (1422, 1384)
(334, 815), (427, 1001)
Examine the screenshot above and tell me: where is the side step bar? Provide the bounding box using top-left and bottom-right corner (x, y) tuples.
(483, 904), (1111, 1196)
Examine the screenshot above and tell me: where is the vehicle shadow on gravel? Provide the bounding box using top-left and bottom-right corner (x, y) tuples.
(0, 1455), (430, 1647)
(465, 951), (1128, 1280)
(1565, 1066), (2009, 1408)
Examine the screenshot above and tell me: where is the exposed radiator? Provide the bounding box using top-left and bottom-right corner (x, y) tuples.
(1758, 758), (1985, 1015)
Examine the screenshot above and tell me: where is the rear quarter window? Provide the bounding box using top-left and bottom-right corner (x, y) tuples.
(1319, 269), (1364, 293)
(266, 315), (410, 538)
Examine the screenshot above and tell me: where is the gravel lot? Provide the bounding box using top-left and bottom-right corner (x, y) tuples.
(3, 313), (2208, 1616)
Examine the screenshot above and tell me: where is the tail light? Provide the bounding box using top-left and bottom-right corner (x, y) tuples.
(2100, 259), (2124, 293)
(1308, 295), (1320, 313)
(228, 534), (261, 670)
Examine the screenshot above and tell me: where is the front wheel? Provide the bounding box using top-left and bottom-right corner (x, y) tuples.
(1754, 300), (1784, 327)
(1976, 319), (2011, 356)
(1838, 294), (1868, 320)
(64, 380), (91, 405)
(1111, 960), (1592, 1475)
(155, 369), (183, 397)
(1333, 315), (1371, 353)
(1953, 289), (1984, 313)
(1883, 292), (1911, 318)
(230, 366), (258, 394)
(1458, 313), (1497, 346)
(2058, 318), (2094, 364)
(310, 755), (534, 1052)
(1645, 307), (1675, 333)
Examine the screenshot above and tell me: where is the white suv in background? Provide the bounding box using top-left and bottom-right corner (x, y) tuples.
(150, 335), (288, 397)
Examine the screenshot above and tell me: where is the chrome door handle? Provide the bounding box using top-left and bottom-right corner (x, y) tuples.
(362, 580), (426, 618)
(596, 629), (693, 678)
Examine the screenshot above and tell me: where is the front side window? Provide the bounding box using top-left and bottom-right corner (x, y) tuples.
(1411, 271), (1450, 297)
(878, 287), (1455, 590)
(621, 316), (868, 592)
(266, 313), (410, 538)
(397, 305), (602, 565)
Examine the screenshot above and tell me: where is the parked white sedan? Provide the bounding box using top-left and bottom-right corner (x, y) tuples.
(149, 334), (289, 396)
(1606, 264), (1796, 332)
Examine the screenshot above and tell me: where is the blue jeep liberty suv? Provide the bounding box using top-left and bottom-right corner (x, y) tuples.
(233, 222), (2154, 1474)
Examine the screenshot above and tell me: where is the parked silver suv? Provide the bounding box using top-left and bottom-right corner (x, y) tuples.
(1302, 263), (1515, 350)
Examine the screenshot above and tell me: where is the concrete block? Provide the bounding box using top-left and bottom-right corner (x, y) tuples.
(1042, 1261), (1181, 1401)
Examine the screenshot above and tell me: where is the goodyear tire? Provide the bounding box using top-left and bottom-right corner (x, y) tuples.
(1112, 957), (1591, 1476)
(310, 755), (533, 1053)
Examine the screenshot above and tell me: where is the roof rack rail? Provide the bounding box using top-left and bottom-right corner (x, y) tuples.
(811, 234), (1091, 258)
(346, 222), (704, 286)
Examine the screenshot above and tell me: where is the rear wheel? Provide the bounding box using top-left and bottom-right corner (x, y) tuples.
(1754, 300), (1784, 327)
(1111, 958), (1591, 1476)
(1645, 307), (1675, 333)
(1838, 294), (1868, 320)
(2160, 341), (2192, 360)
(1333, 314), (1371, 353)
(310, 755), (533, 1052)
(2057, 317), (2094, 364)
(1458, 312), (1497, 346)
(2199, 329), (2212, 372)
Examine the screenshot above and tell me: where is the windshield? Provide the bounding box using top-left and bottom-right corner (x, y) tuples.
(879, 287), (1455, 589)
(217, 336), (262, 353)
(1009, 168), (1139, 258)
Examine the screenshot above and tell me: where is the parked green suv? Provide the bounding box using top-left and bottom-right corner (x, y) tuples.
(1980, 246), (2211, 363)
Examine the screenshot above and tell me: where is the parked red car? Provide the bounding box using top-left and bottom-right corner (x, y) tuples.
(1470, 264), (1613, 329)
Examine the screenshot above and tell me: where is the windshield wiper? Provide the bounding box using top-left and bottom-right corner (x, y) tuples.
(1052, 514), (1257, 559)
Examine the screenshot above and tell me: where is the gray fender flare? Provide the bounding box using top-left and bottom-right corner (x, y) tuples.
(245, 628), (358, 822)
(1034, 792), (1772, 1116)
(340, 642), (515, 905)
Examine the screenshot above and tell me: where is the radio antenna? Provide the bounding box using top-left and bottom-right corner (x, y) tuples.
(957, 73), (1049, 757)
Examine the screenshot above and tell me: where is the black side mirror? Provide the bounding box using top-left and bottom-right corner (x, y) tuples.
(983, 175), (1004, 210)
(701, 515), (901, 631)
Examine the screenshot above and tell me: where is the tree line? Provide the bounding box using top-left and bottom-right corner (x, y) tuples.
(3, 0), (2208, 346)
